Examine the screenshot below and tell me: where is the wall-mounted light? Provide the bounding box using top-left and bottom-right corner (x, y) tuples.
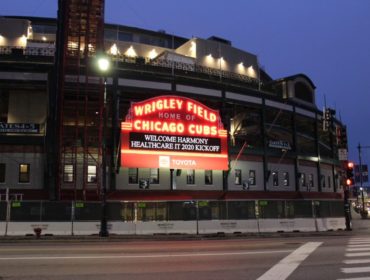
(109, 43), (120, 55)
(20, 35), (27, 45)
(247, 65), (257, 78)
(42, 36), (47, 41)
(189, 41), (196, 57)
(148, 48), (157, 59)
(204, 53), (214, 66)
(237, 62), (245, 72)
(125, 45), (137, 57)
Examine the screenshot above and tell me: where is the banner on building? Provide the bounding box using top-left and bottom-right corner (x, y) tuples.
(0, 123), (40, 134)
(121, 95), (228, 170)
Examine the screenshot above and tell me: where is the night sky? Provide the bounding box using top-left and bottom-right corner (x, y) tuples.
(2, 0), (370, 165)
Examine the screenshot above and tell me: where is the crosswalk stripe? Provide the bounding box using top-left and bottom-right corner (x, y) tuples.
(257, 242), (322, 280)
(344, 259), (370, 265)
(349, 238), (370, 241)
(337, 277), (370, 280)
(342, 267), (370, 274)
(339, 239), (370, 280)
(346, 252), (370, 257)
(347, 248), (370, 252)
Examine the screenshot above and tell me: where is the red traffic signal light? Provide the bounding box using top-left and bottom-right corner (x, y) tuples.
(346, 178), (354, 186)
(346, 161), (355, 186)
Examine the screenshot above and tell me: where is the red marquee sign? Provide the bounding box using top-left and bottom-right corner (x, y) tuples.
(121, 95), (228, 170)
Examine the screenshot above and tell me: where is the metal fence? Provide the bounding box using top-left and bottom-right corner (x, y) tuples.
(0, 200), (344, 222)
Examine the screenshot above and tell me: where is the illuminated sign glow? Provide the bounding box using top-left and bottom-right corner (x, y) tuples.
(121, 95), (228, 170)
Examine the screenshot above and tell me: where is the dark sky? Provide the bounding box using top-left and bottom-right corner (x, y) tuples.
(2, 0), (370, 165)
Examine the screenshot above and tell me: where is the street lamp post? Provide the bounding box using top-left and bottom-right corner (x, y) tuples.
(97, 56), (110, 237)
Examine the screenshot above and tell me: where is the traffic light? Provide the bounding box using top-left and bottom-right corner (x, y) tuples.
(346, 161), (354, 186)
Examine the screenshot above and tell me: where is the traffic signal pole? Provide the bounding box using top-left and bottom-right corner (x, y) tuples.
(358, 143), (370, 218)
(344, 185), (352, 230)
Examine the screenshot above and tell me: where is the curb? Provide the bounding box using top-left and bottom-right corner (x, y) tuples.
(0, 230), (354, 243)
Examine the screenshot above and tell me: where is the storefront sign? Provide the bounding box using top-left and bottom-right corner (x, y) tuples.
(121, 95), (228, 170)
(0, 123), (40, 134)
(268, 140), (291, 150)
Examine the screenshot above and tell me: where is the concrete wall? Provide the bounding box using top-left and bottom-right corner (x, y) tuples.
(0, 217), (345, 236)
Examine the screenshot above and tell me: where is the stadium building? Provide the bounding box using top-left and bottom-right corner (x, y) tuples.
(0, 1), (349, 235)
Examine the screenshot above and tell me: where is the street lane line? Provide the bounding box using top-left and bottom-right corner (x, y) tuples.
(344, 259), (370, 264)
(342, 267), (370, 274)
(256, 242), (322, 280)
(0, 249), (291, 261)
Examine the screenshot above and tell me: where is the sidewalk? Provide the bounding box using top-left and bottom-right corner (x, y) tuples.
(351, 208), (370, 232)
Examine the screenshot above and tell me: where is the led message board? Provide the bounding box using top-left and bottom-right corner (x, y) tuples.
(121, 95), (228, 170)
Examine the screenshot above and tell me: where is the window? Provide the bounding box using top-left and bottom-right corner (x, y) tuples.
(308, 174), (314, 189)
(104, 28), (117, 40)
(31, 24), (57, 34)
(87, 165), (97, 183)
(0, 163), (5, 183)
(187, 170), (195, 185)
(150, 168), (159, 184)
(328, 176), (331, 189)
(321, 175), (326, 188)
(128, 168), (138, 184)
(272, 171), (279, 186)
(235, 169), (242, 185)
(63, 164), (74, 182)
(118, 31), (133, 42)
(205, 170), (213, 185)
(19, 164), (30, 183)
(249, 170), (256, 185)
(283, 172), (289, 186)
(301, 173), (306, 187)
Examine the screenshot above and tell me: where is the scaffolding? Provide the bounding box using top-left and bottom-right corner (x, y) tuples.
(55, 0), (106, 200)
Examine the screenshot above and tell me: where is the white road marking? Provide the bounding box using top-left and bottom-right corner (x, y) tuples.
(342, 267), (370, 274)
(256, 242), (322, 280)
(338, 239), (370, 280)
(0, 249), (291, 261)
(349, 238), (370, 240)
(347, 248), (370, 252)
(337, 277), (370, 280)
(344, 259), (370, 265)
(346, 252), (370, 257)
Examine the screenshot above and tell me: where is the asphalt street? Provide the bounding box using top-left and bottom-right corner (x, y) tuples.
(0, 234), (367, 280)
(0, 210), (369, 280)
